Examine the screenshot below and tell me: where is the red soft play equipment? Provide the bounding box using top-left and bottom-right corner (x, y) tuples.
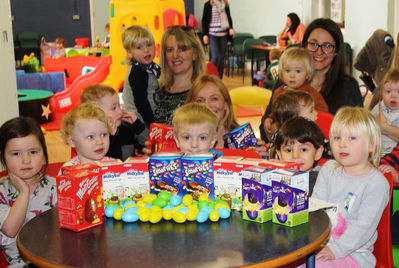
(316, 111), (334, 139)
(50, 55), (111, 113)
(374, 172), (394, 268)
(206, 62), (220, 77)
(44, 55), (102, 87)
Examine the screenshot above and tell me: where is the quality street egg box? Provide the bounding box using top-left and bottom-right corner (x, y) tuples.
(271, 169), (309, 227)
(97, 157), (150, 206)
(223, 123), (258, 151)
(241, 166), (274, 223)
(148, 123), (179, 153)
(181, 153), (215, 201)
(149, 152), (184, 197)
(56, 163), (103, 232)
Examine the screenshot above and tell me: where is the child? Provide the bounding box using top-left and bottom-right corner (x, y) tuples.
(0, 117), (57, 265)
(371, 68), (399, 156)
(121, 25), (161, 144)
(172, 102), (218, 154)
(273, 117), (324, 195)
(102, 23), (110, 48)
(53, 37), (66, 58)
(81, 84), (145, 160)
(311, 107), (390, 267)
(272, 47), (328, 112)
(260, 48), (281, 89)
(60, 102), (113, 168)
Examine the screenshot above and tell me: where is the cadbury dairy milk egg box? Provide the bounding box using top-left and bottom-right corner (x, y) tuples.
(57, 163), (104, 231)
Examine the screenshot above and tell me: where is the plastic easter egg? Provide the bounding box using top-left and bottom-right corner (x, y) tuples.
(171, 205), (185, 212)
(182, 194), (193, 206)
(149, 211), (163, 224)
(196, 211), (209, 223)
(216, 199), (230, 208)
(158, 191), (172, 201)
(124, 204), (137, 210)
(162, 209), (173, 220)
(173, 211), (186, 223)
(209, 210), (220, 222)
(187, 205), (199, 213)
(198, 194), (208, 202)
(113, 208), (124, 220)
(214, 203), (231, 211)
(216, 207), (231, 219)
(186, 209), (198, 221)
(136, 206), (150, 215)
(122, 211), (139, 223)
(208, 201), (215, 208)
(163, 204), (175, 211)
(122, 200), (136, 209)
(198, 200), (209, 210)
(145, 203), (153, 209)
(176, 207), (189, 214)
(125, 206), (140, 213)
(152, 198), (168, 208)
(170, 195), (183, 206)
(105, 206), (119, 218)
(143, 193), (157, 204)
(139, 211), (150, 222)
(136, 200), (146, 207)
(191, 201), (198, 207)
(200, 206), (213, 215)
(150, 205), (162, 213)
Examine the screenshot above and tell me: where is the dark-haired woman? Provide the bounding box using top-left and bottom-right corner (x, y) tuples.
(278, 13), (306, 44)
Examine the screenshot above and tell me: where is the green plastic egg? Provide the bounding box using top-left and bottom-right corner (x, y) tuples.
(152, 198), (168, 208)
(198, 200), (209, 209)
(158, 191), (173, 201)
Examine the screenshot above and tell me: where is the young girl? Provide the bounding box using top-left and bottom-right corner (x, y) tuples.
(272, 47), (328, 113)
(0, 117), (57, 265)
(60, 102), (113, 168)
(311, 107), (390, 267)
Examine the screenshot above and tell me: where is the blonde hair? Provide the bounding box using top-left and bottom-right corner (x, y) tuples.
(278, 47), (314, 84)
(186, 74), (239, 131)
(159, 26), (206, 90)
(80, 84), (117, 104)
(60, 102), (111, 143)
(122, 25), (154, 50)
(330, 106), (381, 168)
(172, 102), (218, 137)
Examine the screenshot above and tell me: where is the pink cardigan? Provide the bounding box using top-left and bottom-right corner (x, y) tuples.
(280, 23), (306, 43)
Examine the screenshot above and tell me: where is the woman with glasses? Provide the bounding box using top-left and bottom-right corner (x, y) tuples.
(260, 18), (363, 142)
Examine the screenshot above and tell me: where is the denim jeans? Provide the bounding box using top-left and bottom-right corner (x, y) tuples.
(209, 35), (228, 78)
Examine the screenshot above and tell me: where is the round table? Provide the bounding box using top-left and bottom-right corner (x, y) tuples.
(17, 208), (330, 268)
(18, 89), (54, 124)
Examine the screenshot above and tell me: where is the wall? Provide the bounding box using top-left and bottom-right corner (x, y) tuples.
(92, 0), (110, 46)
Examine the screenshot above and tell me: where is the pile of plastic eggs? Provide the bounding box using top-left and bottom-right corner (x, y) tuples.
(104, 192), (231, 224)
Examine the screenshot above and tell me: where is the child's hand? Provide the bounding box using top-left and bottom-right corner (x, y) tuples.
(379, 164), (399, 183)
(203, 35), (209, 45)
(108, 117), (118, 136)
(141, 140), (152, 155)
(255, 140), (269, 158)
(316, 246), (335, 261)
(263, 117), (278, 141)
(377, 102), (389, 130)
(120, 110), (137, 124)
(9, 174), (29, 194)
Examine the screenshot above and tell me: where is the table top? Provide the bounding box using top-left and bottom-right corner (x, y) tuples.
(17, 89), (54, 101)
(251, 45), (280, 51)
(17, 207), (330, 268)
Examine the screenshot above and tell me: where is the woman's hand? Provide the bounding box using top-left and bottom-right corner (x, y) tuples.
(203, 35), (209, 45)
(316, 246), (335, 261)
(229, 28), (235, 36)
(263, 117), (278, 141)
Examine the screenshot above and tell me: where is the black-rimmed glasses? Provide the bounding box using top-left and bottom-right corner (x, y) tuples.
(306, 42), (336, 54)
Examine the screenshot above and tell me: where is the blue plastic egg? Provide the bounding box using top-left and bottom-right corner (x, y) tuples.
(176, 207), (189, 214)
(200, 206), (213, 215)
(196, 211), (209, 223)
(125, 206), (140, 213)
(145, 203), (153, 209)
(170, 195), (182, 206)
(216, 207), (231, 219)
(122, 200), (136, 209)
(105, 206), (119, 218)
(163, 204), (175, 211)
(122, 211), (139, 223)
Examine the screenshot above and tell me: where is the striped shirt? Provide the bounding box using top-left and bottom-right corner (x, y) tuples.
(209, 4), (227, 37)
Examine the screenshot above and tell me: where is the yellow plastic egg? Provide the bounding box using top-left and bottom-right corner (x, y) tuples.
(150, 205), (162, 213)
(162, 209), (173, 220)
(215, 203), (231, 211)
(182, 194), (193, 206)
(136, 200), (147, 207)
(198, 194), (208, 202)
(143, 193), (157, 204)
(136, 206), (150, 215)
(187, 205), (199, 213)
(186, 209), (198, 221)
(124, 204), (137, 210)
(149, 211), (163, 223)
(209, 210), (220, 222)
(113, 208), (124, 220)
(171, 205), (185, 212)
(173, 211), (186, 223)
(139, 211), (150, 222)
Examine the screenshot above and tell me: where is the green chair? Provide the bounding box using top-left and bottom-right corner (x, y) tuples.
(243, 38), (267, 83)
(344, 42), (353, 74)
(231, 33), (254, 77)
(259, 35), (277, 45)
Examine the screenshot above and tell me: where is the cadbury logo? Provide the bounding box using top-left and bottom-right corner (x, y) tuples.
(76, 176), (99, 200)
(184, 163), (211, 177)
(58, 180), (72, 192)
(235, 129), (251, 145)
(152, 162), (178, 177)
(242, 183), (257, 191)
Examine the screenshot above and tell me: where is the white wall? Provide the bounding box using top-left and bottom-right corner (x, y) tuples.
(92, 0), (110, 46)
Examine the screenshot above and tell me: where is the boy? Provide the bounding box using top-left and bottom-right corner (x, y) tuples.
(274, 117), (325, 195)
(53, 37), (66, 58)
(81, 84), (145, 161)
(121, 25), (161, 145)
(172, 103), (218, 154)
(263, 48), (281, 89)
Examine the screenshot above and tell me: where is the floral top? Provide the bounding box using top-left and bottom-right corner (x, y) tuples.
(0, 174), (57, 264)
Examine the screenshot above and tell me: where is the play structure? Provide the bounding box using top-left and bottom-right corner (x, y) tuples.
(107, 0), (186, 90)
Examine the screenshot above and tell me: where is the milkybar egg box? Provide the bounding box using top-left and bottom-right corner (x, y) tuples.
(123, 157), (150, 203)
(57, 163), (103, 231)
(181, 153), (214, 201)
(148, 123), (179, 153)
(241, 166), (274, 223)
(271, 169), (309, 227)
(223, 123), (258, 151)
(149, 152), (183, 197)
(259, 159), (300, 170)
(214, 156), (243, 210)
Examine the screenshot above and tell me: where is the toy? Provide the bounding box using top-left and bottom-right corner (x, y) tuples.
(22, 52), (40, 73)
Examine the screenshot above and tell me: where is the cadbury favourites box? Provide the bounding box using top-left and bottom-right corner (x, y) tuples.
(57, 163), (104, 232)
(271, 169), (309, 227)
(241, 166), (274, 223)
(214, 156), (243, 210)
(223, 123), (258, 151)
(148, 123), (179, 153)
(149, 152), (183, 197)
(181, 153), (214, 201)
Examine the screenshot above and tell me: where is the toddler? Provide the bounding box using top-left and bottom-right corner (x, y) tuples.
(272, 47), (328, 112)
(60, 102), (113, 168)
(259, 48), (281, 89)
(0, 117), (57, 265)
(371, 68), (399, 156)
(121, 25), (161, 144)
(172, 102), (218, 154)
(102, 23), (110, 48)
(310, 107), (390, 267)
(53, 37), (66, 58)
(81, 84), (145, 160)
